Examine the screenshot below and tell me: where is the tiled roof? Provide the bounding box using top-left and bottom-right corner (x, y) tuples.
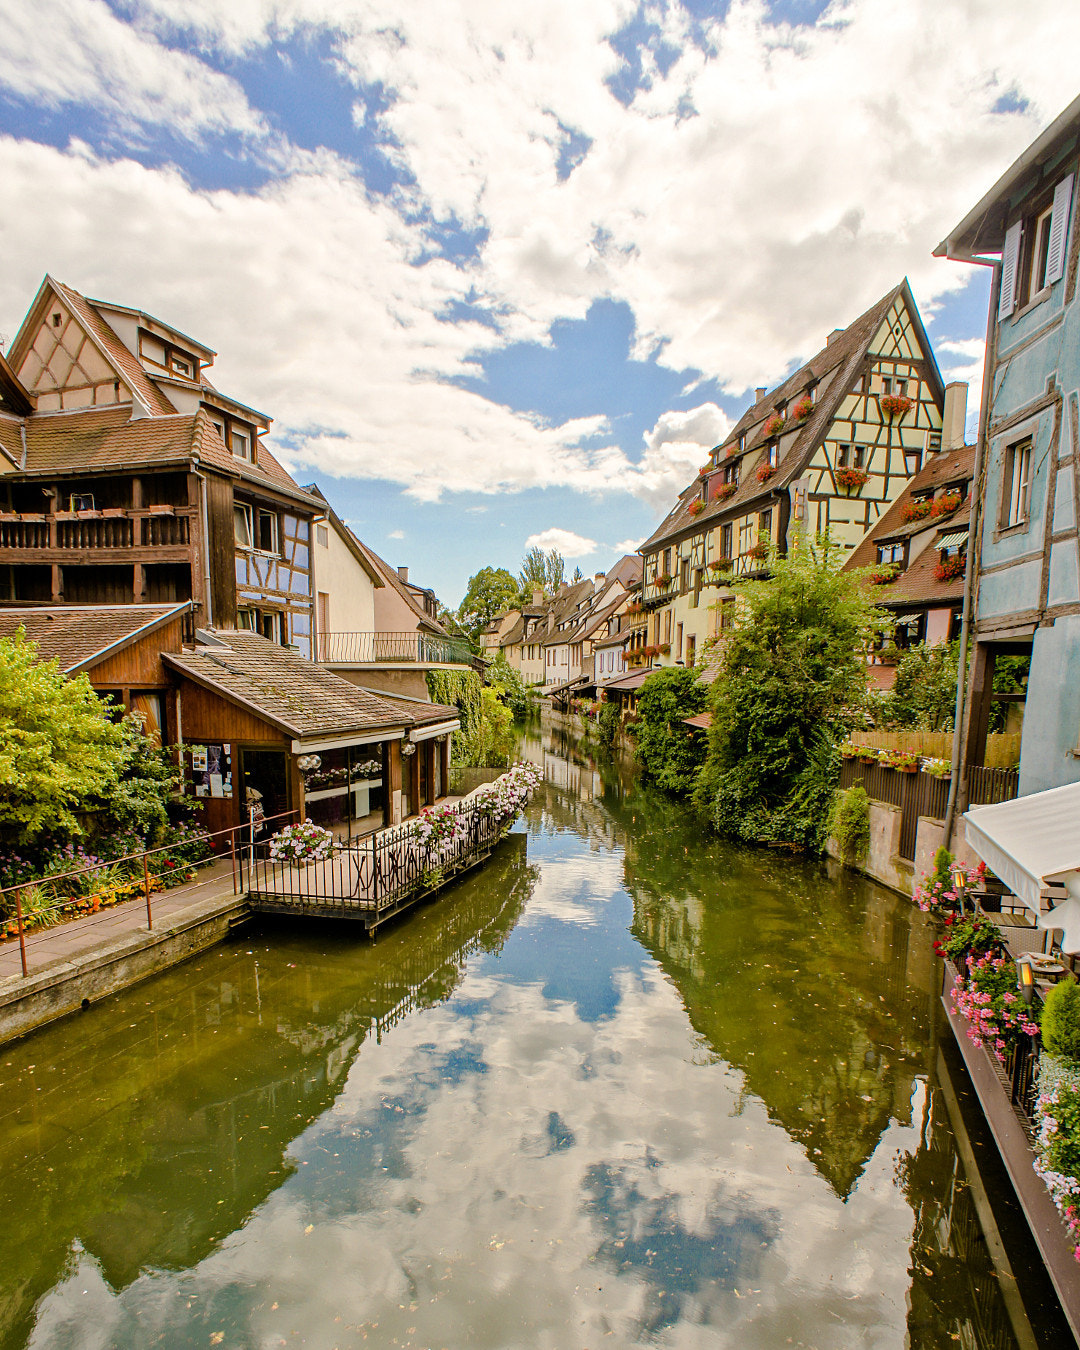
(164, 631), (414, 741)
(0, 414), (23, 470)
(499, 615), (526, 647)
(642, 281), (935, 552)
(873, 536), (967, 606)
(0, 602), (188, 672)
(18, 405), (200, 475)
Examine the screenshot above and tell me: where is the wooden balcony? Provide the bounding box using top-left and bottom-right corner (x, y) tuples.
(318, 631), (474, 666)
(0, 508), (194, 563)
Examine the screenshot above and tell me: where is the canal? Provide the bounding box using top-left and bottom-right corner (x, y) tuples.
(0, 726), (1067, 1348)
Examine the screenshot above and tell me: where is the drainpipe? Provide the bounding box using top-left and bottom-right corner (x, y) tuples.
(944, 258), (1002, 848)
(194, 469), (214, 628)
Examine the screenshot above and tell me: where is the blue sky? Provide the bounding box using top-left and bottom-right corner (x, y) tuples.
(0, 0), (1063, 604)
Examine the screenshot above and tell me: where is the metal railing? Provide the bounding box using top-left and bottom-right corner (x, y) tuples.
(244, 795), (505, 924)
(0, 807), (297, 978)
(318, 630), (474, 666)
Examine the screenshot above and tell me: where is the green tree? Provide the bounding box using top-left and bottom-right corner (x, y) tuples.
(696, 537), (883, 851)
(880, 641), (961, 731)
(0, 632), (126, 847)
(455, 687), (515, 767)
(518, 546), (565, 603)
(486, 653), (533, 720)
(103, 714), (179, 839)
(456, 566), (520, 646)
(631, 667), (709, 795)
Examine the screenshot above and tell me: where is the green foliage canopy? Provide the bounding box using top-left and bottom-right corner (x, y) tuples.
(0, 632), (126, 847)
(518, 546), (565, 603)
(456, 566), (520, 646)
(486, 653), (533, 720)
(697, 537), (882, 851)
(1042, 979), (1080, 1065)
(631, 667), (709, 796)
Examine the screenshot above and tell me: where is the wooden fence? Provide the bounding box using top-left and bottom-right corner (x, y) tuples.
(839, 760), (1019, 862)
(244, 795), (508, 935)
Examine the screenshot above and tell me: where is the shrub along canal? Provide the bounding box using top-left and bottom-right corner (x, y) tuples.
(0, 727), (1068, 1349)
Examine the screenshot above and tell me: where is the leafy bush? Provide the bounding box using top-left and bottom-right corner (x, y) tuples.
(597, 701), (621, 750)
(1042, 979), (1080, 1065)
(830, 784), (869, 864)
(1034, 1054), (1080, 1259)
(486, 653), (534, 720)
(630, 667), (708, 796)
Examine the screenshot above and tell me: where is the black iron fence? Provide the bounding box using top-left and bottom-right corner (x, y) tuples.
(839, 759), (1019, 862)
(244, 795), (506, 922)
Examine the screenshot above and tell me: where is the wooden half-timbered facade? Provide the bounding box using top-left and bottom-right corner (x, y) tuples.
(638, 280), (948, 669)
(0, 276), (318, 654)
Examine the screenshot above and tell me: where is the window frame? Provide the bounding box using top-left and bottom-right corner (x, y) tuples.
(257, 508), (280, 556)
(1000, 437), (1032, 530)
(233, 503), (253, 549)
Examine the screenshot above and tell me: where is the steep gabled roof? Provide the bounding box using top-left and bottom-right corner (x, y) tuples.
(642, 280), (942, 553)
(0, 349), (33, 417)
(16, 404), (202, 475)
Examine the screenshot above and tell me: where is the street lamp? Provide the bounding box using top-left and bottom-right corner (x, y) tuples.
(1016, 957), (1035, 1006)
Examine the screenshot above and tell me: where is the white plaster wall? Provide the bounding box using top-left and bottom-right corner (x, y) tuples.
(315, 524), (377, 637)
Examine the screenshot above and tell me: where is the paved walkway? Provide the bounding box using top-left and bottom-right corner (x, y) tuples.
(0, 858), (239, 981)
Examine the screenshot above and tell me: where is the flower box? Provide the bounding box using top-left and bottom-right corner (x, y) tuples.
(698, 463), (713, 478)
(101, 507), (126, 518)
(658, 643), (670, 655)
(709, 556), (733, 571)
(688, 499), (705, 518)
(655, 574), (672, 588)
(930, 491), (963, 518)
(52, 511), (76, 521)
(934, 552), (966, 582)
(880, 394), (914, 419)
(792, 395), (814, 422)
(901, 498), (932, 524)
(835, 467), (870, 492)
(148, 504), (174, 515)
(756, 462), (777, 484)
(714, 482), (737, 501)
(75, 509), (102, 519)
(747, 541), (769, 560)
(868, 565), (899, 585)
(762, 414), (785, 438)
(19, 512), (47, 522)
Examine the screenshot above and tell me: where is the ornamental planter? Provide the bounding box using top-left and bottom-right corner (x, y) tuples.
(869, 567), (899, 586)
(791, 395), (814, 422)
(901, 499), (932, 524)
(762, 414), (785, 438)
(934, 553), (966, 582)
(880, 394), (914, 419)
(688, 500), (705, 518)
(656, 574), (672, 589)
(756, 463), (777, 484)
(748, 543), (769, 561)
(714, 482), (737, 501)
(930, 492), (963, 518)
(835, 467), (870, 492)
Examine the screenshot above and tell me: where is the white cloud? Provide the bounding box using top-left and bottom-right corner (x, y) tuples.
(524, 527), (598, 557)
(2, 0), (1078, 514)
(387, 529), (405, 539)
(611, 536), (644, 553)
(938, 337), (986, 433)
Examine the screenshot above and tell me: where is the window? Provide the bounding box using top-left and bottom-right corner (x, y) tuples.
(837, 443), (852, 468)
(883, 376), (892, 396)
(170, 354), (193, 378)
(662, 548), (671, 577)
(1000, 174), (1074, 318)
(723, 463), (739, 486)
(230, 429), (252, 462)
(720, 523), (732, 559)
(876, 542), (905, 566)
(51, 312), (62, 328)
(236, 608), (255, 630)
(808, 384), (817, 404)
(317, 524), (329, 548)
(259, 610), (284, 644)
(675, 622), (683, 661)
(234, 504), (253, 548)
(927, 432), (942, 453)
(1001, 438), (1032, 528)
(211, 418), (225, 442)
(739, 520), (755, 555)
(767, 442), (779, 468)
(317, 591), (329, 638)
(686, 635), (696, 667)
(904, 450), (922, 476)
(896, 379), (907, 398)
(759, 508), (773, 540)
(718, 599), (735, 633)
(257, 509), (279, 555)
(69, 493), (95, 512)
(738, 433), (746, 452)
(680, 558), (690, 593)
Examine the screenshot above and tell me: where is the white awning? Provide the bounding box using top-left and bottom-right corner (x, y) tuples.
(964, 781), (1080, 917)
(937, 531), (968, 550)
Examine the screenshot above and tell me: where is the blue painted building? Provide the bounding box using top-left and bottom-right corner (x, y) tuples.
(937, 95), (1080, 797)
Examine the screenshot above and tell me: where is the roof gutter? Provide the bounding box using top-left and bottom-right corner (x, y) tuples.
(944, 257), (1002, 848)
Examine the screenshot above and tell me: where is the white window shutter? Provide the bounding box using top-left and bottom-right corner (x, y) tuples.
(999, 220), (1023, 318)
(1046, 174), (1075, 285)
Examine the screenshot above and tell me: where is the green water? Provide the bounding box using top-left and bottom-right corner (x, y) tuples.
(0, 729), (1060, 1348)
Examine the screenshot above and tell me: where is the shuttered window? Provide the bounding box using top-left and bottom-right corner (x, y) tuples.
(999, 220), (1023, 318)
(1046, 174), (1075, 286)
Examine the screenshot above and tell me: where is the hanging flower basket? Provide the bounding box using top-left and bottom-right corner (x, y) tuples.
(762, 413), (785, 438)
(880, 394), (914, 419)
(835, 467), (870, 492)
(658, 643), (671, 655)
(688, 499), (705, 518)
(756, 462), (778, 483)
(934, 552), (966, 582)
(792, 395), (814, 423)
(714, 481), (737, 501)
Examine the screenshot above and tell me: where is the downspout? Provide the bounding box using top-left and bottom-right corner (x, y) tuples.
(944, 257), (1002, 848)
(194, 468), (214, 628)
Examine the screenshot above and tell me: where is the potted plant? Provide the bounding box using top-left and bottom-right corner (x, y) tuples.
(921, 757), (951, 778)
(934, 552), (966, 582)
(839, 741), (859, 759)
(756, 462), (777, 484)
(869, 563), (900, 585)
(748, 540), (769, 560)
(880, 394), (914, 419)
(835, 467), (870, 492)
(901, 498), (933, 524)
(709, 556), (733, 572)
(714, 481), (737, 501)
(762, 413), (785, 438)
(656, 573), (673, 589)
(856, 745), (880, 764)
(886, 748), (920, 772)
(930, 491), (963, 517)
(792, 394), (814, 422)
(688, 499), (705, 518)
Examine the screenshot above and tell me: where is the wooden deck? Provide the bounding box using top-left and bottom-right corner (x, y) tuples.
(244, 797), (506, 936)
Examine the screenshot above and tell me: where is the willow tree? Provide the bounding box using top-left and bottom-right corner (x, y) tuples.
(694, 537), (885, 852)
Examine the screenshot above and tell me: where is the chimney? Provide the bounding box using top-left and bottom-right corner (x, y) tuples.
(532, 587), (543, 606)
(557, 581), (568, 597)
(397, 565), (409, 583)
(594, 572), (605, 585)
(754, 387), (766, 403)
(825, 328), (843, 346)
(941, 381), (968, 451)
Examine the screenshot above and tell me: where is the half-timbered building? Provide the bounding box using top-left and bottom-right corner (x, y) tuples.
(0, 277), (318, 653)
(638, 281), (947, 668)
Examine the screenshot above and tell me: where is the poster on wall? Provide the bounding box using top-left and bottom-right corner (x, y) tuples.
(189, 743), (232, 799)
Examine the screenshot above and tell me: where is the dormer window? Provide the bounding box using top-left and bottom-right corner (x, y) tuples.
(766, 442), (779, 468)
(738, 433), (746, 452)
(877, 542), (905, 567)
(230, 429), (252, 462)
(170, 354), (193, 378)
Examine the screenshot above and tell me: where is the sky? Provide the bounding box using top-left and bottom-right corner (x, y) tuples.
(0, 1), (1075, 607)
